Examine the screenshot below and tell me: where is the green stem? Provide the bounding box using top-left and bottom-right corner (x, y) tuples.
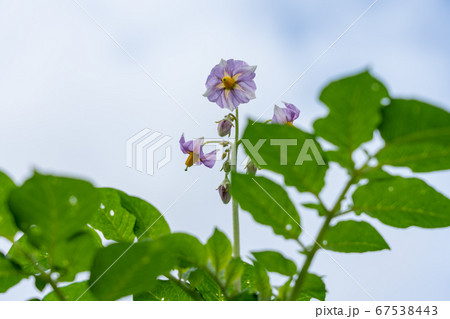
(231, 107), (241, 291)
(165, 273), (203, 301)
(19, 246), (66, 301)
(289, 174), (357, 301)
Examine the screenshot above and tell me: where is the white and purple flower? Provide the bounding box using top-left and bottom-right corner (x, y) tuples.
(179, 134), (217, 169)
(272, 102), (300, 126)
(203, 59), (257, 110)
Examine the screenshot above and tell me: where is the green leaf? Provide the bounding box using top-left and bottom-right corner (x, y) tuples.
(322, 220), (390, 253)
(325, 150), (355, 171)
(185, 268), (223, 301)
(302, 203), (328, 216)
(277, 278), (292, 300)
(7, 235), (49, 275)
(314, 71), (389, 164)
(133, 280), (194, 301)
(117, 190), (170, 240)
(225, 257), (244, 288)
(253, 261), (272, 300)
(353, 176), (450, 228)
(296, 273), (326, 301)
(0, 254), (26, 293)
(8, 173), (100, 253)
(206, 228), (232, 273)
(230, 173), (301, 239)
(90, 188), (136, 243)
(252, 251), (297, 276)
(242, 121), (328, 194)
(53, 230), (102, 282)
(377, 99), (450, 172)
(158, 233), (207, 269)
(0, 171), (19, 241)
(241, 263), (256, 291)
(89, 240), (176, 300)
(43, 281), (98, 301)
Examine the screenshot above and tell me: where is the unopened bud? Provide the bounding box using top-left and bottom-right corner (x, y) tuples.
(217, 118), (233, 137)
(246, 160), (258, 175)
(218, 180), (231, 204)
(221, 160), (231, 173)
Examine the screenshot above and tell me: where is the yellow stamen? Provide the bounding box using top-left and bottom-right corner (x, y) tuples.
(222, 76), (236, 89)
(286, 122), (294, 127)
(185, 152), (194, 167)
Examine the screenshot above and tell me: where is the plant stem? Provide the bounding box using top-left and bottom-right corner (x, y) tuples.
(231, 107), (241, 291)
(289, 174), (357, 301)
(165, 273), (203, 301)
(19, 246), (66, 301)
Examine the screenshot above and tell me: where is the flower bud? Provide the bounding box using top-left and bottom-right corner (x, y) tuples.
(221, 160), (231, 173)
(217, 118), (233, 137)
(218, 180), (231, 204)
(246, 160), (258, 175)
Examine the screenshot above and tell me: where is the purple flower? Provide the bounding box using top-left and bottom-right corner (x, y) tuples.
(179, 134), (217, 169)
(203, 59), (257, 110)
(272, 102), (300, 126)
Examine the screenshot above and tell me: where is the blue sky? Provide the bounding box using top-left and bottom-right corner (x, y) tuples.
(0, 0), (449, 300)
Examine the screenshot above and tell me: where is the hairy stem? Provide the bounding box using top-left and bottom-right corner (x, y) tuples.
(165, 273), (203, 301)
(231, 107), (241, 291)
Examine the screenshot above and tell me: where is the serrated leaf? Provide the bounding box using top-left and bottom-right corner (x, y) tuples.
(322, 220), (389, 253)
(133, 280), (194, 301)
(8, 173), (100, 253)
(0, 171), (18, 241)
(90, 188), (136, 243)
(353, 176), (450, 228)
(225, 257), (244, 288)
(117, 190), (170, 240)
(43, 281), (98, 301)
(230, 173), (301, 239)
(252, 251), (297, 276)
(206, 228), (232, 273)
(0, 254), (26, 293)
(296, 273), (326, 301)
(89, 240), (176, 300)
(377, 99), (450, 172)
(242, 121), (328, 194)
(314, 71), (389, 165)
(253, 261), (272, 300)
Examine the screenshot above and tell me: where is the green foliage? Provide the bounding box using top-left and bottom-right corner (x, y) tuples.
(134, 280), (194, 301)
(242, 121), (328, 194)
(43, 281), (98, 301)
(8, 173), (100, 252)
(322, 220), (390, 253)
(252, 251), (297, 276)
(377, 99), (450, 172)
(90, 188), (137, 243)
(353, 176), (450, 228)
(89, 240), (176, 300)
(206, 228), (232, 273)
(0, 254), (26, 293)
(296, 273), (326, 301)
(253, 261), (272, 300)
(230, 173), (301, 239)
(0, 172), (18, 241)
(0, 69), (449, 302)
(314, 71), (389, 165)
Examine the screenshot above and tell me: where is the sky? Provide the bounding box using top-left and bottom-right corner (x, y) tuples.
(0, 0), (449, 301)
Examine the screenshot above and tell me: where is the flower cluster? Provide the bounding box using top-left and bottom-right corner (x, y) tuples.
(180, 58), (301, 204)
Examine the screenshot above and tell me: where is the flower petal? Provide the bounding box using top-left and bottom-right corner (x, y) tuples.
(201, 150), (218, 168)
